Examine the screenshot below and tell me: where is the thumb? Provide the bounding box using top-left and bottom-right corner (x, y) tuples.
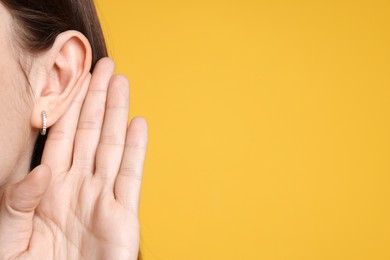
(0, 164), (51, 258)
(3, 164), (52, 213)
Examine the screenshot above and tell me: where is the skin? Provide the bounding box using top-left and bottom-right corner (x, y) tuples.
(0, 3), (148, 259)
(0, 2), (35, 190)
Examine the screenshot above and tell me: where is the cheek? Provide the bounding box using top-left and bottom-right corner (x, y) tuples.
(0, 4), (34, 185)
(0, 54), (32, 185)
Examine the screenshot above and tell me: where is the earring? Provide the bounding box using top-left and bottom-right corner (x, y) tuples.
(40, 111), (47, 135)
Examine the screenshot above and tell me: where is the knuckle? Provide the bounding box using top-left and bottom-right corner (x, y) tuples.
(94, 166), (111, 180)
(77, 110), (104, 129)
(100, 134), (125, 147)
(125, 140), (147, 151)
(119, 166), (143, 181)
(77, 121), (100, 129)
(72, 156), (94, 173)
(3, 186), (32, 215)
(46, 129), (70, 142)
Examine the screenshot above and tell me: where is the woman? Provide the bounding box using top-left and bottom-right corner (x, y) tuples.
(0, 0), (147, 259)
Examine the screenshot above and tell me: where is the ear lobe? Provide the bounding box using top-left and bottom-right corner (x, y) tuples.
(30, 30), (92, 130)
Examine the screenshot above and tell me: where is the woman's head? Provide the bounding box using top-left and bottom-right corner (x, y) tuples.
(0, 0), (107, 184)
(0, 3), (142, 258)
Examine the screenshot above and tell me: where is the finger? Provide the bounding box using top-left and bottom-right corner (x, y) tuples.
(72, 58), (115, 172)
(114, 117), (148, 213)
(0, 164), (51, 258)
(41, 74), (91, 173)
(95, 75), (130, 189)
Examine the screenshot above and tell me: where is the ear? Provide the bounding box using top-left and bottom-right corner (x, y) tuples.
(30, 30), (92, 130)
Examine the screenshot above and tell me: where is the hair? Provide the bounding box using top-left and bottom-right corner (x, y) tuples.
(1, 0), (141, 259)
(1, 0), (107, 170)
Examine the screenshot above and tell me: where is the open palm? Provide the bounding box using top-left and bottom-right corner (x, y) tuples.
(0, 58), (148, 260)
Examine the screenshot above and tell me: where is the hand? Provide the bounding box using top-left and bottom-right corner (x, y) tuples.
(0, 58), (148, 259)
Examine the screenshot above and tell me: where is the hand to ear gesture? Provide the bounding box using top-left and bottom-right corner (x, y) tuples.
(0, 58), (148, 259)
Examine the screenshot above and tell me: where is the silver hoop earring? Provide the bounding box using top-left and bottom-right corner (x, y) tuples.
(40, 111), (47, 136)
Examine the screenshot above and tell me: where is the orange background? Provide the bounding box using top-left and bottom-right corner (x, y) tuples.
(97, 1), (390, 259)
